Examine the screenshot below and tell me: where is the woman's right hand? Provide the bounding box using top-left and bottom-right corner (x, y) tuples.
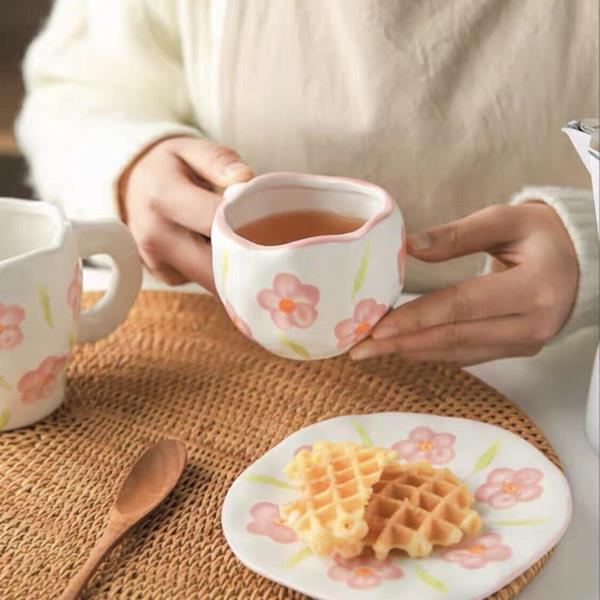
(120, 136), (253, 292)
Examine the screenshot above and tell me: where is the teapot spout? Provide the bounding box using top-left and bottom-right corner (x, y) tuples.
(563, 119), (599, 177)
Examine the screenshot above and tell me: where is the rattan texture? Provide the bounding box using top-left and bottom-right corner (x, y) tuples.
(0, 292), (562, 599)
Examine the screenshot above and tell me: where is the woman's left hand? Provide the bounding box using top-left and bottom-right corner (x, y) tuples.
(350, 202), (579, 365)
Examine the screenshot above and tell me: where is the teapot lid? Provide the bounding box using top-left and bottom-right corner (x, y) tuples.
(566, 118), (598, 134)
(578, 118), (599, 135)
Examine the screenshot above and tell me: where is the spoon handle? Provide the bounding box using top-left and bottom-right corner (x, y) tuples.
(60, 520), (128, 600)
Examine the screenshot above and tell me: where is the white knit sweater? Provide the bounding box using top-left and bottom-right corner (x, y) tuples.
(16, 0), (599, 336)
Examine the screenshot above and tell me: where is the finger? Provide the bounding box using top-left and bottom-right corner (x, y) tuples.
(172, 138), (254, 188)
(371, 269), (530, 339)
(353, 315), (538, 360)
(351, 343), (535, 366)
(153, 176), (222, 236)
(407, 205), (523, 261)
(130, 212), (215, 290)
(158, 227), (216, 293)
(361, 315), (534, 356)
(150, 264), (190, 286)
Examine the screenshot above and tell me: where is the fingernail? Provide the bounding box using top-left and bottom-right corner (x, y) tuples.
(407, 232), (432, 251)
(223, 162), (252, 181)
(350, 346), (376, 361)
(371, 326), (397, 340)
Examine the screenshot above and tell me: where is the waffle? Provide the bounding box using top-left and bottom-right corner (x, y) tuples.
(363, 461), (483, 559)
(280, 441), (397, 557)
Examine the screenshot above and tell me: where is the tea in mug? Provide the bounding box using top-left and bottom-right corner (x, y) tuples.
(234, 209), (366, 246)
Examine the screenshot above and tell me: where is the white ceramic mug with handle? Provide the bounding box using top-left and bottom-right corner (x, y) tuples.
(211, 173), (405, 360)
(0, 198), (142, 431)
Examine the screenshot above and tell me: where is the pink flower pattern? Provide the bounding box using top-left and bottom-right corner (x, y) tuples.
(17, 355), (68, 404)
(392, 426), (456, 465)
(246, 502), (297, 543)
(328, 554), (404, 590)
(475, 468), (544, 509)
(224, 300), (253, 339)
(0, 303), (25, 350)
(334, 299), (388, 349)
(442, 532), (512, 569)
(67, 263), (82, 317)
(293, 445), (313, 457)
(257, 273), (319, 330)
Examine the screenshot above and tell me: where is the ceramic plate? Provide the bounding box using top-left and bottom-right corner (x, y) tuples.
(222, 413), (571, 600)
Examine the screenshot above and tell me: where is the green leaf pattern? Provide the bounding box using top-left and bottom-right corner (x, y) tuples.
(245, 474), (297, 490)
(414, 565), (448, 593)
(278, 335), (310, 359)
(282, 547), (312, 569)
(471, 440), (500, 475)
(221, 249), (229, 288)
(351, 421), (373, 447)
(351, 239), (371, 299)
(0, 408), (9, 429)
(38, 284), (53, 328)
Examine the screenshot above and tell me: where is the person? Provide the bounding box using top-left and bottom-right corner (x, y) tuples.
(17, 0), (599, 365)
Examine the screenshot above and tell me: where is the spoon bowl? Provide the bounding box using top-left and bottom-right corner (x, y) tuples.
(115, 439), (187, 517)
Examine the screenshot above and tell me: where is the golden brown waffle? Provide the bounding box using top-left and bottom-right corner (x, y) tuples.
(280, 441), (397, 557)
(364, 461), (483, 559)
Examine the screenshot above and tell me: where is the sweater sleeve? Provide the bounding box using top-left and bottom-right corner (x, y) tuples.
(16, 0), (202, 220)
(483, 186), (599, 337)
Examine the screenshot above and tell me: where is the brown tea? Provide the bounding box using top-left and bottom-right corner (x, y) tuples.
(234, 209), (366, 246)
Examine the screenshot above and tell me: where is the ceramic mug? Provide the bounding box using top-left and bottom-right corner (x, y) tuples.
(0, 198), (142, 431)
(212, 173), (405, 360)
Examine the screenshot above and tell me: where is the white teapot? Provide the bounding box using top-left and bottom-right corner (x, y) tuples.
(563, 118), (599, 455)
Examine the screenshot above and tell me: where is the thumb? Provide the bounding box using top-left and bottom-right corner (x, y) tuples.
(175, 138), (254, 188)
(407, 205), (522, 262)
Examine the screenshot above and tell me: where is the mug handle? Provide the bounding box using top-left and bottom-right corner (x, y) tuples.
(72, 220), (142, 343)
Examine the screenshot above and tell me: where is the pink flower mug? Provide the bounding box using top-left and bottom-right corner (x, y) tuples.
(0, 198), (142, 431)
(212, 173), (405, 360)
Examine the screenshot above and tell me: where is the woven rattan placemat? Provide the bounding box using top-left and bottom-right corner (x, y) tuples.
(0, 292), (562, 599)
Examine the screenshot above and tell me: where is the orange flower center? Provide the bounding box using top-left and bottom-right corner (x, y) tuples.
(419, 441), (434, 451)
(354, 566), (375, 577)
(355, 321), (371, 335)
(273, 518), (284, 526)
(279, 298), (296, 313)
(0, 324), (5, 334)
(468, 544), (487, 555)
(502, 482), (519, 494)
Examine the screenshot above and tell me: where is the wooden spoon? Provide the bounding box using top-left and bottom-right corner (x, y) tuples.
(60, 439), (187, 600)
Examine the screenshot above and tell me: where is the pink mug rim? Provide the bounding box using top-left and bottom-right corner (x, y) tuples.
(213, 172), (396, 251)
